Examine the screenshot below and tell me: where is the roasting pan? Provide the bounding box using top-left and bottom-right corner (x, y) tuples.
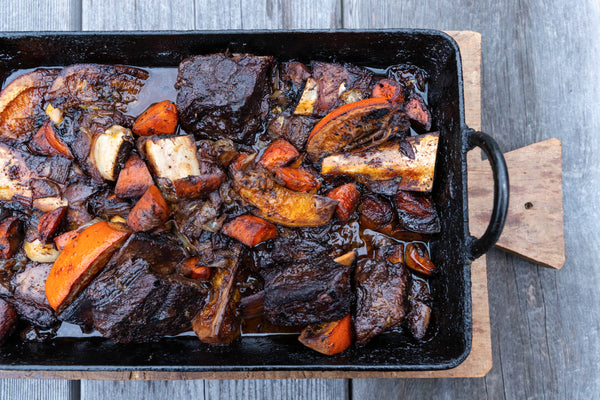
(0, 30), (508, 372)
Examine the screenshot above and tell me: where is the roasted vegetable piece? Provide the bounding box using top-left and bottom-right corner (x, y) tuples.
(133, 100), (178, 136)
(0, 68), (60, 143)
(406, 276), (432, 340)
(395, 190), (441, 234)
(359, 194), (395, 233)
(354, 259), (408, 345)
(37, 206), (67, 244)
(45, 64), (148, 111)
(404, 242), (436, 275)
(29, 120), (73, 159)
(257, 138), (299, 172)
(221, 215), (277, 247)
(294, 77), (318, 115)
(192, 244), (243, 345)
(333, 250), (356, 266)
(233, 170), (338, 227)
(45, 221), (131, 312)
(321, 132), (439, 192)
(405, 93), (432, 132)
(0, 217), (23, 259)
(386, 243), (405, 264)
(114, 153), (154, 199)
(91, 125), (134, 181)
(275, 167), (321, 192)
(145, 134), (224, 200)
(0, 299), (17, 343)
(54, 229), (79, 251)
(305, 98), (397, 162)
(298, 314), (352, 356)
(262, 260), (353, 326)
(126, 185), (170, 232)
(327, 183), (361, 222)
(24, 239), (60, 263)
(372, 79), (404, 103)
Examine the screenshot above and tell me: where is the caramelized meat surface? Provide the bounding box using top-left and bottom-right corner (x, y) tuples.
(262, 260), (352, 326)
(59, 234), (207, 343)
(176, 53), (273, 142)
(354, 259), (408, 345)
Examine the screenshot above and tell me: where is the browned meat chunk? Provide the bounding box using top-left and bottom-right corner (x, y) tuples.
(395, 190), (440, 234)
(262, 260), (352, 326)
(175, 53), (273, 142)
(354, 259), (408, 345)
(0, 143), (71, 203)
(0, 298), (16, 343)
(406, 276), (432, 340)
(267, 114), (319, 149)
(9, 262), (59, 329)
(59, 234), (208, 343)
(312, 61), (373, 115)
(45, 64), (148, 112)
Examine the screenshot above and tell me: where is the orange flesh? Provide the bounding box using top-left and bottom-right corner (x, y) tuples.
(298, 314), (352, 355)
(45, 221), (131, 311)
(132, 100), (178, 136)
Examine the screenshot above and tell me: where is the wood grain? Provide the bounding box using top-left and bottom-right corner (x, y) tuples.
(468, 138), (565, 269)
(344, 0), (600, 399)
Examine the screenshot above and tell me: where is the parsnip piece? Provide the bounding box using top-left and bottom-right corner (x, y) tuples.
(321, 132), (439, 192)
(24, 239), (60, 263)
(92, 125), (134, 181)
(145, 134), (201, 181)
(233, 170), (337, 227)
(294, 77), (318, 115)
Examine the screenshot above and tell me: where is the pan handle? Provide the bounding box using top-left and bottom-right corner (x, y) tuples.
(465, 129), (509, 260)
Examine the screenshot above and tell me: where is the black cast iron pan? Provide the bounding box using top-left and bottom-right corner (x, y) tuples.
(0, 30), (508, 372)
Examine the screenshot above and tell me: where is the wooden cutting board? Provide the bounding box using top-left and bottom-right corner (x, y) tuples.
(0, 30), (503, 380)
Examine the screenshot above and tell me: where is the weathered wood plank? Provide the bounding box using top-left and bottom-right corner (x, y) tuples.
(0, 379), (78, 400)
(345, 0), (600, 399)
(82, 380), (205, 399)
(203, 379), (348, 399)
(195, 0), (341, 30)
(82, 0), (195, 30)
(0, 0), (80, 31)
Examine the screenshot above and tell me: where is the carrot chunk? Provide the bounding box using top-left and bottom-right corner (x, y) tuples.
(327, 183), (361, 222)
(257, 138), (299, 172)
(298, 314), (352, 355)
(0, 217), (22, 259)
(274, 167), (321, 192)
(132, 100), (179, 136)
(45, 221), (131, 312)
(54, 229), (79, 251)
(372, 79), (404, 103)
(29, 120), (73, 159)
(179, 257), (211, 280)
(115, 153), (154, 199)
(126, 185), (170, 232)
(37, 206), (67, 244)
(221, 215), (277, 247)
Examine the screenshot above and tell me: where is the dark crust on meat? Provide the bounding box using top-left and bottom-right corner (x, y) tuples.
(176, 53), (273, 142)
(262, 260), (352, 326)
(354, 259), (408, 345)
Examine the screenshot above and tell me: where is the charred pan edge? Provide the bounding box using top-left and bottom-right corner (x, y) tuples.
(0, 29), (472, 372)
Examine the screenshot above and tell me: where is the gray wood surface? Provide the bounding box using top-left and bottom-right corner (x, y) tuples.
(1, 0), (599, 399)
